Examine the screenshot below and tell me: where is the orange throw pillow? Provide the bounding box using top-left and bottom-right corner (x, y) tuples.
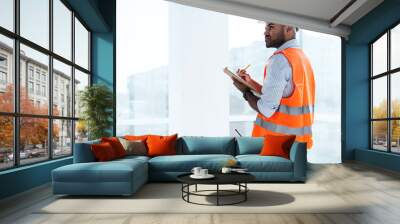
(101, 137), (127, 158)
(260, 135), (296, 159)
(124, 135), (151, 141)
(91, 142), (117, 161)
(146, 134), (178, 157)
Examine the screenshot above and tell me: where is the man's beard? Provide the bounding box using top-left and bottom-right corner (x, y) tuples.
(265, 34), (285, 48)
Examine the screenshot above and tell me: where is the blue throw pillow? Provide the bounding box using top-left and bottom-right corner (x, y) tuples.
(178, 136), (236, 155)
(236, 137), (264, 155)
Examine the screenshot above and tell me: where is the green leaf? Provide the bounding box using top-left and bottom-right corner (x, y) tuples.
(79, 84), (114, 140)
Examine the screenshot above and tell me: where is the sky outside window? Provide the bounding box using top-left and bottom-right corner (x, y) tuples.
(0, 0), (13, 31)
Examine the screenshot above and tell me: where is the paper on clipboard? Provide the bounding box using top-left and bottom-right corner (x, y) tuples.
(223, 67), (261, 97)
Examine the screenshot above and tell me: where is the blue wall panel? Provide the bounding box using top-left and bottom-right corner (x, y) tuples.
(91, 0), (116, 135)
(344, 44), (369, 160)
(91, 32), (115, 135)
(65, 0), (110, 32)
(0, 158), (72, 199)
(92, 33), (114, 88)
(355, 148), (400, 172)
(344, 0), (400, 171)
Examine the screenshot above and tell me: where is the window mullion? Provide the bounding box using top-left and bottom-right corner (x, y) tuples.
(71, 10), (76, 154)
(13, 0), (21, 166)
(388, 30), (391, 152)
(370, 45), (373, 149)
(48, 0), (54, 160)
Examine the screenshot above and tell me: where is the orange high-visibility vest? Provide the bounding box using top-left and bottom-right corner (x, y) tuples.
(252, 48), (315, 149)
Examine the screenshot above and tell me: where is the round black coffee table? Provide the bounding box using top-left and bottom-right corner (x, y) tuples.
(177, 173), (255, 206)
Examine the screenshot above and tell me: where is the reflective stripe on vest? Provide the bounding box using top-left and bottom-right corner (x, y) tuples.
(255, 116), (312, 136)
(277, 104), (314, 115)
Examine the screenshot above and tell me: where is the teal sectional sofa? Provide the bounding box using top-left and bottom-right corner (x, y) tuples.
(52, 136), (307, 196)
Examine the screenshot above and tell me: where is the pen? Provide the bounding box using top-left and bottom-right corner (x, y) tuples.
(234, 129), (242, 137)
(241, 64), (251, 71)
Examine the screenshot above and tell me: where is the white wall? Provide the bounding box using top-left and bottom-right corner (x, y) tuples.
(168, 4), (230, 136)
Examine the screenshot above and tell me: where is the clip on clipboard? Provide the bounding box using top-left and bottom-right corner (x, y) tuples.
(223, 67), (261, 97)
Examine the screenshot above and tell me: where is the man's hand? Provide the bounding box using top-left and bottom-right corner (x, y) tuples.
(236, 69), (252, 82)
(232, 68), (253, 93)
(244, 90), (261, 114)
(232, 79), (248, 93)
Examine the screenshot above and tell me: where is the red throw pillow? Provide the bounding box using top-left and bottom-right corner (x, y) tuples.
(146, 134), (178, 157)
(259, 135), (296, 159)
(91, 142), (117, 161)
(101, 137), (127, 158)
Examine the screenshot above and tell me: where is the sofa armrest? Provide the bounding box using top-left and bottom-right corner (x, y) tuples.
(289, 142), (307, 181)
(73, 140), (100, 163)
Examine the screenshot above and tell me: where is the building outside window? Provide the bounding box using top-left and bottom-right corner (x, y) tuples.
(0, 54), (6, 67)
(0, 71), (6, 84)
(28, 67), (34, 80)
(0, 54), (7, 89)
(35, 70), (40, 81)
(28, 81), (34, 94)
(41, 85), (46, 97)
(54, 89), (58, 104)
(35, 83), (40, 95)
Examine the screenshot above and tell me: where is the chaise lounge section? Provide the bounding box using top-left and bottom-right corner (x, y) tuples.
(52, 140), (149, 196)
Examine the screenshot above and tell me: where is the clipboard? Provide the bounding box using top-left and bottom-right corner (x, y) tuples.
(223, 67), (261, 97)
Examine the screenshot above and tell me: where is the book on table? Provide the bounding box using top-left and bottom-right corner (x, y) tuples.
(223, 67), (261, 97)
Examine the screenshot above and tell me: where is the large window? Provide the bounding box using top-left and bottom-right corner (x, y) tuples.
(371, 23), (400, 153)
(0, 0), (91, 171)
(117, 0), (342, 163)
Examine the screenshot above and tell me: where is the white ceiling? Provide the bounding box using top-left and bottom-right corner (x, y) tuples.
(227, 0), (352, 22)
(166, 0), (384, 38)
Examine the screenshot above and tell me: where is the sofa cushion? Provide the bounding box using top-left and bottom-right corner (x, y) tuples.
(101, 137), (127, 158)
(149, 154), (235, 172)
(260, 135), (296, 159)
(236, 137), (264, 155)
(53, 158), (147, 183)
(236, 155), (293, 172)
(124, 135), (150, 141)
(115, 155), (150, 163)
(91, 142), (118, 161)
(73, 139), (100, 163)
(147, 134), (178, 157)
(119, 138), (148, 156)
(177, 136), (236, 155)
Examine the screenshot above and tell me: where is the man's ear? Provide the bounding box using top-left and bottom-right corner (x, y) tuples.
(285, 26), (296, 37)
(285, 26), (294, 33)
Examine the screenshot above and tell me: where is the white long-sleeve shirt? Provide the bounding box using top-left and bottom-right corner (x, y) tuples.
(256, 39), (300, 117)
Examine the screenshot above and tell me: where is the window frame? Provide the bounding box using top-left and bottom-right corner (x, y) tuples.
(370, 20), (400, 154)
(0, 0), (92, 171)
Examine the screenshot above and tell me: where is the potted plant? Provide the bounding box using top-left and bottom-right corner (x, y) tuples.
(79, 84), (113, 140)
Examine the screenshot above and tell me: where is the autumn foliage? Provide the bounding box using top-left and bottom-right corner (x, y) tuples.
(372, 99), (400, 142)
(0, 84), (59, 151)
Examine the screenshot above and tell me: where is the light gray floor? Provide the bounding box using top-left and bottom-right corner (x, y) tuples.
(1, 162), (400, 224)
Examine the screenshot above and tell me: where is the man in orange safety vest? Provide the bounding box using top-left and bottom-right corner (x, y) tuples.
(232, 22), (315, 149)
